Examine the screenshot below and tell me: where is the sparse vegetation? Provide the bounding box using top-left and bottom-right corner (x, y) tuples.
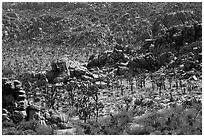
(2, 2), (202, 135)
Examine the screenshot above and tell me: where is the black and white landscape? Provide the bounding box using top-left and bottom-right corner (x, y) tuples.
(2, 2), (202, 135)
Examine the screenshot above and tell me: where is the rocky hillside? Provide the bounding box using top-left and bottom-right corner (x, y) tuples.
(2, 2), (202, 135)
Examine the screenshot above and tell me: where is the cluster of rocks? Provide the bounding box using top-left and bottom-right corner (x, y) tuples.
(145, 21), (201, 54)
(151, 10), (199, 36)
(2, 78), (77, 132)
(135, 21), (201, 74)
(87, 44), (133, 69)
(47, 57), (112, 89)
(2, 78), (43, 123)
(19, 56), (111, 89)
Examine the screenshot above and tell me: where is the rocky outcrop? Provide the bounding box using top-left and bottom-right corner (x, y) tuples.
(2, 78), (28, 123)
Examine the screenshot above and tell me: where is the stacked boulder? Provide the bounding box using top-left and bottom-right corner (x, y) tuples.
(2, 78), (27, 123)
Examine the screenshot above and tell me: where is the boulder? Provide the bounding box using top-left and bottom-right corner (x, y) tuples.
(16, 94), (27, 101)
(12, 110), (27, 123)
(16, 100), (27, 111)
(27, 105), (41, 121)
(51, 58), (68, 72)
(2, 108), (9, 114)
(17, 90), (26, 95)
